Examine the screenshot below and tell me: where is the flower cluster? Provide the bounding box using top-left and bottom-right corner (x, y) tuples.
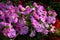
(30, 2), (57, 35)
(0, 2), (57, 38)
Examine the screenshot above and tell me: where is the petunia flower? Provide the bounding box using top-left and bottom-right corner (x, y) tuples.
(29, 30), (36, 37)
(7, 13), (18, 23)
(30, 16), (45, 32)
(2, 28), (16, 38)
(48, 10), (57, 17)
(47, 16), (56, 24)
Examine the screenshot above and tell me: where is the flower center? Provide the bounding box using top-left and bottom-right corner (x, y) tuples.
(50, 14), (53, 16)
(12, 16), (15, 19)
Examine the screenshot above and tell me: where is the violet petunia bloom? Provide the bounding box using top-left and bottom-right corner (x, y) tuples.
(19, 26), (29, 35)
(48, 10), (57, 17)
(47, 16), (56, 24)
(7, 13), (18, 23)
(30, 16), (49, 35)
(2, 28), (16, 38)
(29, 30), (36, 37)
(30, 16), (45, 32)
(16, 17), (26, 32)
(16, 25), (29, 35)
(16, 17), (28, 35)
(0, 22), (16, 38)
(47, 10), (57, 24)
